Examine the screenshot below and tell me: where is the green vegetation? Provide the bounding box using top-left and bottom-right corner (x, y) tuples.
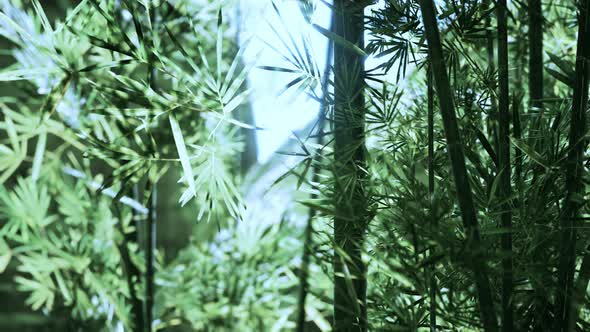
(0, 0), (589, 331)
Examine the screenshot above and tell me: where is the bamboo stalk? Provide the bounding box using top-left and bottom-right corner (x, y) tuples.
(485, 0), (498, 152)
(117, 188), (144, 332)
(418, 1), (498, 331)
(427, 66), (437, 332)
(512, 96), (523, 209)
(146, 184), (157, 332)
(146, 7), (158, 331)
(296, 17), (334, 332)
(527, 0), (549, 327)
(234, 1), (258, 174)
(572, 251), (590, 327)
(497, 1), (513, 331)
(555, 1), (590, 330)
(528, 0), (543, 111)
(333, 1), (367, 331)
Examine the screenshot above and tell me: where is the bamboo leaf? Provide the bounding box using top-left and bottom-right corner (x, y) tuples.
(312, 23), (367, 57)
(0, 237), (11, 273)
(31, 0), (53, 34)
(169, 112), (196, 203)
(510, 136), (552, 169)
(31, 132), (46, 182)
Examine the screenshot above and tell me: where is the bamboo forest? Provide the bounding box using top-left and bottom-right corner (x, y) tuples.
(0, 0), (589, 331)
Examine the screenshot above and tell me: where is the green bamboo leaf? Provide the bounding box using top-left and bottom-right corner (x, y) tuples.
(0, 68), (59, 81)
(545, 67), (574, 88)
(0, 237), (11, 273)
(312, 23), (367, 57)
(164, 24), (202, 76)
(77, 58), (135, 73)
(510, 136), (552, 169)
(0, 11), (34, 43)
(546, 52), (575, 79)
(169, 112), (196, 203)
(257, 66), (299, 73)
(31, 132), (46, 182)
(31, 0), (53, 34)
(216, 9), (223, 84)
(39, 75), (72, 120)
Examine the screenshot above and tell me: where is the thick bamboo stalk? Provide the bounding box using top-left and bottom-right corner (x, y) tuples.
(418, 1), (498, 331)
(333, 1), (367, 331)
(555, 1), (590, 330)
(528, 0), (543, 110)
(497, 1), (513, 331)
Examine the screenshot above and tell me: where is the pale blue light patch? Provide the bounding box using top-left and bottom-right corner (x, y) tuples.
(56, 85), (85, 129)
(238, 0), (332, 163)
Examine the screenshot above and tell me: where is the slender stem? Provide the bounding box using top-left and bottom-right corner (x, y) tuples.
(234, 1), (258, 174)
(512, 96), (522, 208)
(418, 1), (498, 331)
(497, 1), (513, 331)
(485, 0), (498, 152)
(555, 1), (590, 330)
(146, 6), (158, 331)
(146, 183), (157, 332)
(333, 1), (367, 331)
(427, 66), (437, 332)
(528, 0), (544, 154)
(296, 17), (334, 332)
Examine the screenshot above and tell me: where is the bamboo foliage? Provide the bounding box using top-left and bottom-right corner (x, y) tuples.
(418, 0), (498, 331)
(1, 0), (590, 331)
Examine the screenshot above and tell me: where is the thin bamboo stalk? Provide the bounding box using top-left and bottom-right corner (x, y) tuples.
(146, 184), (157, 332)
(146, 8), (158, 331)
(485, 0), (498, 152)
(418, 0), (498, 331)
(497, 1), (513, 331)
(427, 66), (437, 332)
